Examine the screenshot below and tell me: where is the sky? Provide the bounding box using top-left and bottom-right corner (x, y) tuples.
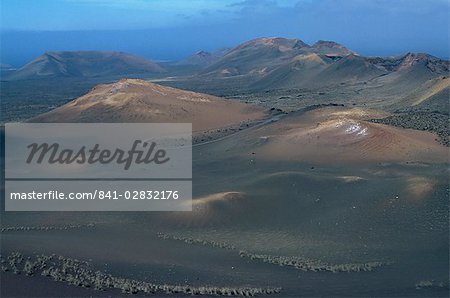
(1, 0), (449, 66)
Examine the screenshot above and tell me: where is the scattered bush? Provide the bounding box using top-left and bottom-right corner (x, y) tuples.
(415, 280), (448, 290)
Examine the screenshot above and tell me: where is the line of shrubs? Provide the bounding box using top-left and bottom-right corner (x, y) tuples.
(1, 252), (281, 296)
(0, 223), (95, 232)
(157, 232), (236, 250)
(157, 232), (386, 273)
(238, 251), (384, 273)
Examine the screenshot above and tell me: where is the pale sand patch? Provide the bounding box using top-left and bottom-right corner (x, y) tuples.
(405, 177), (436, 200)
(413, 77), (449, 106)
(176, 95), (211, 103)
(102, 93), (135, 106)
(337, 176), (366, 183)
(259, 172), (366, 183)
(165, 192), (246, 227)
(263, 171), (308, 178)
(192, 192), (244, 207)
(322, 107), (388, 120)
(293, 53), (326, 64)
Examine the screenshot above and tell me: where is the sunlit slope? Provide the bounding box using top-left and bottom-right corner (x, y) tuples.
(29, 79), (267, 134)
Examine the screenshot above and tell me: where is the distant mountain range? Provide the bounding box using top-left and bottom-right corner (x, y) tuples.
(4, 37), (449, 113)
(5, 51), (166, 80)
(195, 37), (448, 88)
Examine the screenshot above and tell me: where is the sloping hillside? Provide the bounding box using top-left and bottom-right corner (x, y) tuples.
(30, 79), (267, 135)
(7, 51), (166, 80)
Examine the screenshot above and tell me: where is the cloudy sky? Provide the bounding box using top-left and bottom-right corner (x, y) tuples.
(1, 0), (449, 66)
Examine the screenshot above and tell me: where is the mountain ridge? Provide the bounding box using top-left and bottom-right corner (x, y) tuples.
(6, 51), (166, 80)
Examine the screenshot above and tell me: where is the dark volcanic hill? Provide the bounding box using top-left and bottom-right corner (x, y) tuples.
(6, 51), (166, 80)
(200, 37), (310, 77)
(199, 37), (355, 77)
(176, 51), (219, 66)
(311, 40), (356, 56)
(175, 48), (231, 67)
